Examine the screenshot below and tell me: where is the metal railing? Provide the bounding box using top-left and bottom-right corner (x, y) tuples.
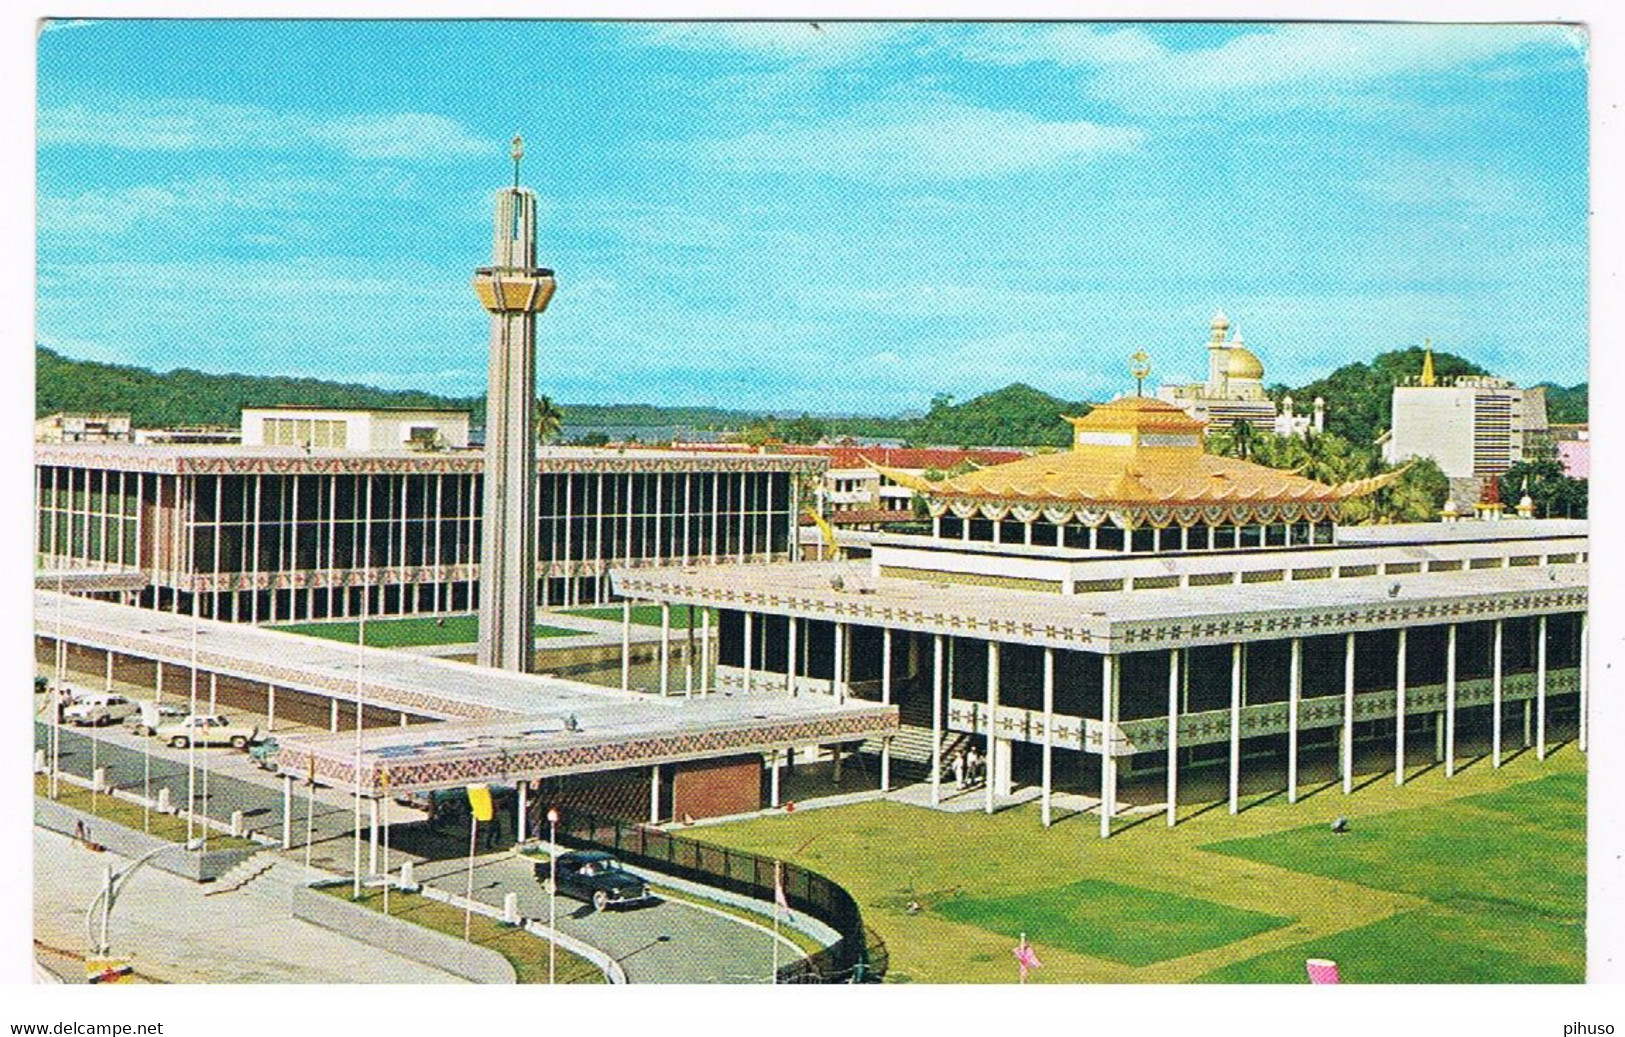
(555, 808), (884, 983)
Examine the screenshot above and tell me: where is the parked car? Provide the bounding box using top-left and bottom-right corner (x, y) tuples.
(124, 700), (188, 735)
(249, 736), (281, 771)
(154, 714), (259, 750)
(533, 851), (652, 912)
(63, 694), (141, 727)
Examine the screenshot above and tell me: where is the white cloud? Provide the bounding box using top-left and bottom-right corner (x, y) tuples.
(38, 97), (491, 161)
(626, 22), (912, 65)
(698, 98), (1142, 182)
(956, 23), (1580, 113)
(1353, 158), (1532, 216)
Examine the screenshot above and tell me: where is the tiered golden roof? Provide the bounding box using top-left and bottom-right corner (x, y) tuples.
(871, 397), (1402, 507)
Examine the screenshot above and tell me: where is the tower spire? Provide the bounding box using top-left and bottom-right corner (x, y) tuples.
(511, 133), (523, 191)
(1420, 338), (1437, 387)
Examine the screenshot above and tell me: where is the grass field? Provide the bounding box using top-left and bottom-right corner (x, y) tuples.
(35, 775), (259, 853)
(688, 749), (1585, 983)
(559, 604), (708, 628)
(274, 614), (579, 647)
(321, 886), (604, 983)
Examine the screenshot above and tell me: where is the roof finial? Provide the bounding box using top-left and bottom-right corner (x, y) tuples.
(511, 134), (524, 191)
(1420, 338), (1437, 387)
(1130, 349), (1152, 397)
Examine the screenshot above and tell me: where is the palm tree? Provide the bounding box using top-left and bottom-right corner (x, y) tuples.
(1214, 418), (1260, 461)
(536, 395), (563, 445)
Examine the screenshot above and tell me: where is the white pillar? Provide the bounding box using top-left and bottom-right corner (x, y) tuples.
(1342, 633), (1355, 795)
(1492, 619), (1504, 768)
(1041, 646), (1055, 828)
(330, 697), (339, 733)
(368, 796), (380, 875)
(931, 635), (944, 807)
(266, 683), (276, 733)
(1536, 615), (1548, 760)
(1395, 630), (1408, 785)
(1579, 612), (1588, 753)
(769, 751), (781, 807)
(834, 623), (846, 703)
(649, 765), (662, 824)
(1166, 648), (1179, 828)
(106, 649), (114, 691)
(985, 641), (998, 815)
(1288, 638), (1302, 803)
(881, 629), (893, 794)
(1445, 624), (1457, 778)
(659, 603), (671, 697)
(786, 616), (798, 697)
(742, 611), (755, 696)
(701, 608), (712, 696)
(282, 775), (293, 849)
(620, 599), (632, 691)
(1228, 643), (1242, 815)
(517, 781), (528, 842)
(1100, 655), (1117, 839)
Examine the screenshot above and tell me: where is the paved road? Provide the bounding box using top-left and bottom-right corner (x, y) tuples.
(33, 828), (460, 984)
(35, 721), (791, 983)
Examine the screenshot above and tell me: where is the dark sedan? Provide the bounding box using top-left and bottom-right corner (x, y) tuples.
(534, 851), (653, 912)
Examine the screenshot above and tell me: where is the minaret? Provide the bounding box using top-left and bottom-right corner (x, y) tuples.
(1207, 309), (1231, 395)
(474, 135), (557, 672)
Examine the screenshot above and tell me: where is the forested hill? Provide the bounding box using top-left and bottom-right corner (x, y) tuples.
(1280, 346), (1588, 447)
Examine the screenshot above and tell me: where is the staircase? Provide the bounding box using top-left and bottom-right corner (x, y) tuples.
(855, 725), (968, 785)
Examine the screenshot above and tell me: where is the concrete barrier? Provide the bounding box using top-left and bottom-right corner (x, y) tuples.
(34, 798), (258, 883)
(291, 884), (515, 984)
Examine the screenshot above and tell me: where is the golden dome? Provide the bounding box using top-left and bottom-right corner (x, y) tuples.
(1225, 346), (1264, 381)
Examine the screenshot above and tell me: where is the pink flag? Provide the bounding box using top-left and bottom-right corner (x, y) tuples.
(1014, 935), (1042, 981)
(1306, 958), (1340, 984)
(774, 861), (793, 922)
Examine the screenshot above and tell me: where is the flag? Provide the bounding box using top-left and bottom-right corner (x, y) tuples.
(466, 784), (493, 822)
(1014, 934), (1042, 981)
(1306, 958), (1340, 984)
(774, 860), (794, 923)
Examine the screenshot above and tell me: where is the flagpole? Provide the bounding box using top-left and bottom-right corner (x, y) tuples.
(464, 811), (478, 942)
(772, 860), (781, 984)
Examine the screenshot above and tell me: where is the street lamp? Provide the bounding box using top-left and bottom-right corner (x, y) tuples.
(546, 806), (559, 985)
(85, 837), (205, 960)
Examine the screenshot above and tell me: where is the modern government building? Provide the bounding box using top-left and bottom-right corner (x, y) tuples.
(616, 396), (1588, 834)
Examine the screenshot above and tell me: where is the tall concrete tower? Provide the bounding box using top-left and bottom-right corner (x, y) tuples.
(474, 136), (556, 671)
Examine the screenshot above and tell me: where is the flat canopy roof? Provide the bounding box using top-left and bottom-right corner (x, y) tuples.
(37, 591), (896, 792)
(35, 442), (825, 476)
(616, 550), (1587, 652)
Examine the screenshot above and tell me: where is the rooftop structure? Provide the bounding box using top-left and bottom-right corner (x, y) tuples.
(791, 445), (1029, 529)
(35, 411), (132, 444)
(241, 406), (470, 452)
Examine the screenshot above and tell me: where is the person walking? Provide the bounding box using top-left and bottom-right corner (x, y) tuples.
(952, 749), (967, 789)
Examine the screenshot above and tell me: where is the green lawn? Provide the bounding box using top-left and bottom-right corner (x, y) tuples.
(323, 885), (604, 983)
(685, 750), (1586, 983)
(936, 879), (1289, 967)
(35, 775), (259, 853)
(273, 614), (579, 647)
(559, 604), (709, 628)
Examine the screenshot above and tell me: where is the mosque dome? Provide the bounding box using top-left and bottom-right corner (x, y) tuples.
(1225, 346), (1264, 381)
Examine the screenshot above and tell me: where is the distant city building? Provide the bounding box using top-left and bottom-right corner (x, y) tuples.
(35, 412), (132, 444)
(1157, 311), (1324, 437)
(1383, 348), (1550, 504)
(241, 406), (471, 452)
(132, 426), (242, 446)
(788, 445), (1028, 528)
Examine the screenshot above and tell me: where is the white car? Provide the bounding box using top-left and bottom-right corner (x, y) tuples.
(124, 700), (188, 735)
(62, 694), (141, 727)
(154, 714), (259, 750)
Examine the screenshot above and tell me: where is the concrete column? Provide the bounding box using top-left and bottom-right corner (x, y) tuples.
(1166, 648), (1180, 827)
(1536, 615), (1548, 759)
(330, 697), (339, 733)
(1228, 643), (1242, 815)
(1492, 619), (1504, 767)
(105, 650), (114, 691)
(1445, 624), (1457, 777)
(368, 796), (380, 875)
(701, 608), (713, 696)
(659, 603), (672, 697)
(769, 751), (781, 806)
(786, 617), (798, 697)
(1100, 655), (1117, 839)
(282, 775), (293, 849)
(931, 635), (944, 807)
(742, 612), (755, 696)
(1579, 612), (1588, 752)
(1395, 630), (1408, 785)
(834, 622), (846, 703)
(517, 781), (528, 842)
(881, 628), (893, 794)
(620, 599), (631, 691)
(649, 766), (662, 824)
(684, 619), (694, 699)
(156, 660), (164, 703)
(1046, 650), (1059, 828)
(932, 514), (941, 539)
(267, 683), (276, 733)
(985, 641), (999, 814)
(1288, 638), (1302, 803)
(1343, 633), (1356, 794)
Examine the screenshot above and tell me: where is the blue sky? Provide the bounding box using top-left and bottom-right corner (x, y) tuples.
(35, 20), (1589, 414)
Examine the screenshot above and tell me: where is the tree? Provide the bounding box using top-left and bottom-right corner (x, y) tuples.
(1212, 419), (1261, 461)
(1502, 459), (1588, 519)
(535, 395), (563, 444)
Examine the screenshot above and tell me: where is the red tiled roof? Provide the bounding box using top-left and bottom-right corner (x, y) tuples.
(782, 445), (1028, 471)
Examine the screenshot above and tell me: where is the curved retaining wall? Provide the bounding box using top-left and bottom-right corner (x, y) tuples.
(291, 884), (516, 985)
